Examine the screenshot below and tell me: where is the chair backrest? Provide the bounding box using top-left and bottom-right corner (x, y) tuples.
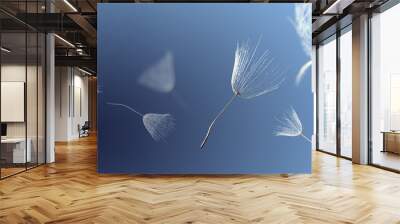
(82, 121), (90, 129)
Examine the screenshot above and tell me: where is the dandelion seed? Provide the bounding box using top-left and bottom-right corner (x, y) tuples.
(295, 60), (312, 85)
(143, 113), (176, 142)
(291, 4), (312, 57)
(275, 106), (311, 143)
(137, 51), (175, 93)
(200, 37), (285, 149)
(290, 4), (312, 85)
(137, 51), (188, 109)
(107, 102), (175, 142)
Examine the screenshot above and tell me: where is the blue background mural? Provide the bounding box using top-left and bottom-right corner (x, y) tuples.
(98, 3), (313, 174)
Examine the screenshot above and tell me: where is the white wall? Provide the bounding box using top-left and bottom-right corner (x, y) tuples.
(72, 73), (89, 138)
(1, 65), (27, 141)
(1, 65), (38, 137)
(55, 66), (70, 141)
(55, 66), (89, 141)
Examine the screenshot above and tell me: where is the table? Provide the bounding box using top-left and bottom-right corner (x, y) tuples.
(381, 131), (400, 154)
(1, 138), (31, 164)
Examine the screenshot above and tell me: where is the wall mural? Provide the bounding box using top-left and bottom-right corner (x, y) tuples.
(98, 3), (313, 174)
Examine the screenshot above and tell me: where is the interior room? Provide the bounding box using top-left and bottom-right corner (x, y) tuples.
(1, 0), (400, 223)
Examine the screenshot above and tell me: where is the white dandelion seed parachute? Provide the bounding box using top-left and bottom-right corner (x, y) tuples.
(231, 38), (285, 99)
(137, 51), (176, 93)
(143, 113), (176, 142)
(275, 106), (311, 143)
(295, 60), (312, 85)
(200, 37), (285, 149)
(107, 102), (175, 142)
(291, 4), (312, 85)
(292, 4), (312, 57)
(137, 52), (188, 109)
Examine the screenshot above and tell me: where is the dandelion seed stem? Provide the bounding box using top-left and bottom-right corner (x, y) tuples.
(300, 133), (311, 143)
(107, 102), (144, 117)
(200, 93), (238, 149)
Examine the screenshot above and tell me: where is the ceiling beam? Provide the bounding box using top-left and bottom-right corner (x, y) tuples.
(55, 55), (96, 71)
(323, 0), (356, 14)
(67, 13), (97, 40)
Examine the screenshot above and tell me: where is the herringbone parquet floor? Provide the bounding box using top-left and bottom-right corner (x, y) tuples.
(1, 134), (400, 224)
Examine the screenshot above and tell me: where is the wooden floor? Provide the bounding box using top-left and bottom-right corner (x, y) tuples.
(1, 167), (26, 178)
(1, 135), (400, 223)
(372, 150), (400, 171)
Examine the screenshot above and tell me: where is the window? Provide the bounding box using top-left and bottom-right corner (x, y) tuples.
(318, 35), (337, 154)
(370, 3), (400, 171)
(339, 27), (352, 158)
(0, 1), (47, 179)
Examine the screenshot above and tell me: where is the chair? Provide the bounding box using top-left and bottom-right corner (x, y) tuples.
(78, 121), (90, 138)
